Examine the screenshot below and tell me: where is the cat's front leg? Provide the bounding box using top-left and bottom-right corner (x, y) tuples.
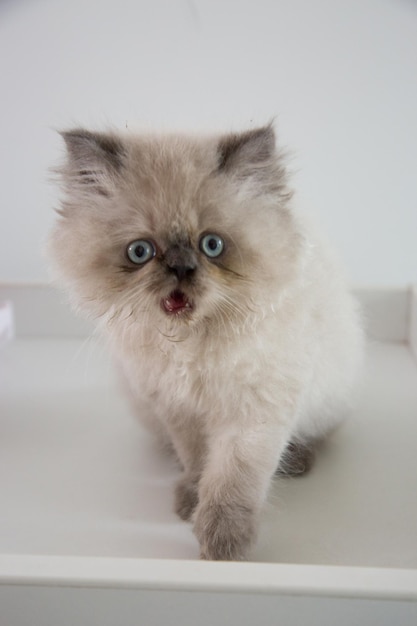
(164, 419), (207, 521)
(193, 424), (288, 560)
(175, 473), (200, 521)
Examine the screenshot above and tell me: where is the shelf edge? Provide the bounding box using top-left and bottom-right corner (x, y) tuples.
(0, 555), (416, 601)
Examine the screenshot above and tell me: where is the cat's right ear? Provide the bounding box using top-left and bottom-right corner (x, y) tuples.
(59, 128), (125, 195)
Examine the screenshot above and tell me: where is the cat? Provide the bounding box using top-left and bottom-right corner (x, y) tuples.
(48, 123), (363, 560)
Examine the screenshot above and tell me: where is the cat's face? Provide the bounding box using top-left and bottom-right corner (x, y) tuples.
(48, 125), (301, 337)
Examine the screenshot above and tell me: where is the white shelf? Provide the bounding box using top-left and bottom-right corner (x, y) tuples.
(1, 286), (416, 625)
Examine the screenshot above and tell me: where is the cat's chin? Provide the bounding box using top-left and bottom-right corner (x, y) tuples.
(161, 289), (194, 317)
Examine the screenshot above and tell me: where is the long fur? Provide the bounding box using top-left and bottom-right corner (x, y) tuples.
(48, 124), (363, 560)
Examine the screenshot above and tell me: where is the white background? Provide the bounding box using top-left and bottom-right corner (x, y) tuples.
(0, 0), (416, 286)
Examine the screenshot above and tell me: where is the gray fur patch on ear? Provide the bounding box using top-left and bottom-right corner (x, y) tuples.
(217, 124), (276, 172)
(216, 123), (291, 200)
(59, 128), (125, 196)
(61, 128), (125, 173)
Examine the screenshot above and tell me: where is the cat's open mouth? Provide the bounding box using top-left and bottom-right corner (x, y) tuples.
(162, 289), (194, 316)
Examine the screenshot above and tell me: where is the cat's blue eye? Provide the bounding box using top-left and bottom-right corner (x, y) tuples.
(199, 233), (224, 259)
(126, 240), (156, 265)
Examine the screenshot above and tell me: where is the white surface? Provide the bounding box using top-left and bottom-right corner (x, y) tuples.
(1, 337), (416, 569)
(0, 558), (417, 626)
(1, 0), (417, 286)
(1, 555), (416, 600)
(0, 285), (93, 338)
(410, 285), (417, 366)
(0, 301), (14, 347)
(1, 580), (416, 626)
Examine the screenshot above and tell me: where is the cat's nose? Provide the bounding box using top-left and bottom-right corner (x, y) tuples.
(168, 264), (196, 281)
(164, 245), (197, 281)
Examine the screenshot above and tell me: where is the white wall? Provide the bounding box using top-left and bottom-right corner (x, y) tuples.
(0, 0), (416, 286)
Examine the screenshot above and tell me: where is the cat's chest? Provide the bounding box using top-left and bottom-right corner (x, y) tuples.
(141, 340), (224, 389)
(133, 335), (248, 410)
(124, 324), (304, 428)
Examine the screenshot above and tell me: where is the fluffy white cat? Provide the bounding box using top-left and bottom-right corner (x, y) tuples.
(48, 124), (363, 560)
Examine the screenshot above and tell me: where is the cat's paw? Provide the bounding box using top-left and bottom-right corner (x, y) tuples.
(174, 476), (199, 521)
(194, 502), (256, 561)
(276, 441), (315, 476)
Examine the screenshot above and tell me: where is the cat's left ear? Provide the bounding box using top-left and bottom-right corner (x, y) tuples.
(217, 123), (289, 197)
(217, 124), (276, 173)
(60, 128), (125, 194)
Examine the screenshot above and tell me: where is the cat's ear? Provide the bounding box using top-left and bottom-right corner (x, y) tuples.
(217, 124), (290, 199)
(59, 128), (125, 195)
(217, 124), (276, 174)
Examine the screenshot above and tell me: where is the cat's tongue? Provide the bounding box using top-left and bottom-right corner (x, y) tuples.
(162, 290), (193, 315)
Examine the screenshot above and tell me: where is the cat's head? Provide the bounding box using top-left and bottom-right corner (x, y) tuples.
(48, 124), (303, 339)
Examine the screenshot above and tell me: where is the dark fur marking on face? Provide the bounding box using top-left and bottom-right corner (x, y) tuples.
(76, 169), (112, 196)
(216, 263), (246, 280)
